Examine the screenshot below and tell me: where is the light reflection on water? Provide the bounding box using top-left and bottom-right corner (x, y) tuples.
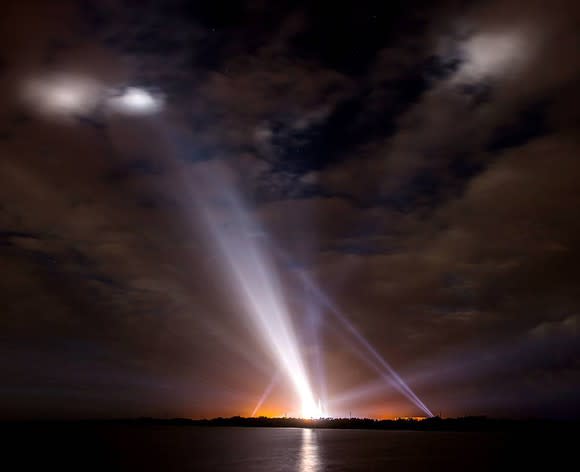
(12, 426), (563, 471)
(299, 428), (320, 471)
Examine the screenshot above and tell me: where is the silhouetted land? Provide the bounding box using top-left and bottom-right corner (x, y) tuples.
(3, 415), (577, 432)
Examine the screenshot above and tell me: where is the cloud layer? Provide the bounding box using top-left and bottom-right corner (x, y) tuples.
(1, 0), (580, 419)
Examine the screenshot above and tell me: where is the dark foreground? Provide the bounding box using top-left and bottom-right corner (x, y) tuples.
(2, 421), (575, 471)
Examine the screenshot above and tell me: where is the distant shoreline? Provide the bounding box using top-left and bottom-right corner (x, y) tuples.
(2, 416), (577, 432)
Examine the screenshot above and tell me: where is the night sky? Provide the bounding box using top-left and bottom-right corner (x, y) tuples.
(1, 0), (580, 420)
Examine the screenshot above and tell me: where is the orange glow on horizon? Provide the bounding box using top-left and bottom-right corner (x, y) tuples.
(181, 398), (429, 420)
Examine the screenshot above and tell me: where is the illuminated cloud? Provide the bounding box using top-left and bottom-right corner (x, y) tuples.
(107, 87), (164, 115)
(455, 30), (531, 81)
(21, 75), (103, 119)
(21, 76), (164, 120)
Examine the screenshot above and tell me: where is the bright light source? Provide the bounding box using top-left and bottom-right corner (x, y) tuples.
(301, 399), (323, 419)
(108, 87), (163, 114)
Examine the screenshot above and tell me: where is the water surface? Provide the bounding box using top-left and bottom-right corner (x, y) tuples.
(5, 425), (571, 471)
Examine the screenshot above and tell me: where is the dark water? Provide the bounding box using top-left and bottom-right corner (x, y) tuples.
(4, 425), (573, 471)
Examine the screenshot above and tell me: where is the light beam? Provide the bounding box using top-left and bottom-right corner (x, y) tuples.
(251, 371), (280, 417)
(298, 271), (434, 417)
(191, 164), (322, 418)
